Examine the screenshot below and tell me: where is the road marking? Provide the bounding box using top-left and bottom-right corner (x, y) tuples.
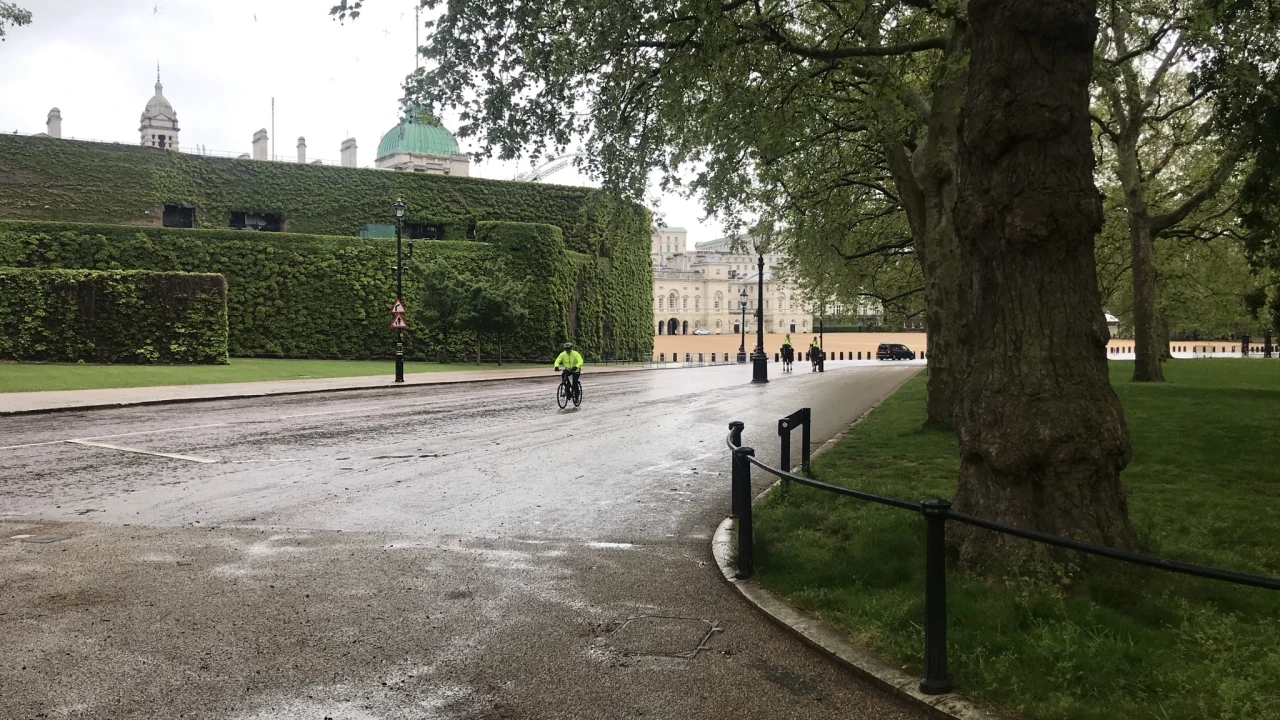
(64, 440), (218, 464)
(279, 406), (381, 419)
(0, 423), (229, 452)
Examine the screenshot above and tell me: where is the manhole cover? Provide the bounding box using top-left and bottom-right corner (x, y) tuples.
(605, 615), (721, 658)
(14, 534), (72, 544)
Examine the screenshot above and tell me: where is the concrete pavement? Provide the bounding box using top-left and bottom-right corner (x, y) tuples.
(1, 361), (926, 719)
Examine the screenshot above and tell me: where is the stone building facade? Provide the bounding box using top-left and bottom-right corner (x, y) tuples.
(651, 230), (814, 336)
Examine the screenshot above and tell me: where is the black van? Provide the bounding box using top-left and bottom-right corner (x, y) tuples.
(876, 343), (916, 360)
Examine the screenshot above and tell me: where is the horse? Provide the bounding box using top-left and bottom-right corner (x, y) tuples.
(810, 347), (821, 372)
(781, 344), (794, 372)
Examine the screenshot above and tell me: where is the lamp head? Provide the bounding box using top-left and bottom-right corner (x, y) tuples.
(393, 196), (406, 218)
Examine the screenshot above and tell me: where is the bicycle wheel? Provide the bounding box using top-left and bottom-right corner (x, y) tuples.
(572, 383), (583, 407)
(557, 382), (569, 409)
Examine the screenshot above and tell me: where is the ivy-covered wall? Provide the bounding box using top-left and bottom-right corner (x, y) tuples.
(0, 268), (229, 364)
(0, 134), (654, 361)
(0, 220), (652, 361)
(2, 134), (592, 241)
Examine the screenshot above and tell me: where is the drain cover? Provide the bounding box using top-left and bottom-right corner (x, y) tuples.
(15, 534), (72, 544)
(605, 615), (721, 658)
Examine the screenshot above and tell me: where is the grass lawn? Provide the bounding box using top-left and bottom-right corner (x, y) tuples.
(0, 358), (540, 393)
(753, 360), (1280, 720)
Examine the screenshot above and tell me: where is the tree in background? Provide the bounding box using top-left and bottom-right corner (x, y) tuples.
(1090, 0), (1268, 381)
(0, 2), (30, 41)
(463, 266), (528, 365)
(417, 260), (475, 364)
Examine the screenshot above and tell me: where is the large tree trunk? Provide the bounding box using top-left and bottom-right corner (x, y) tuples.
(911, 26), (968, 429)
(1115, 136), (1165, 382)
(883, 27), (968, 430)
(951, 0), (1139, 566)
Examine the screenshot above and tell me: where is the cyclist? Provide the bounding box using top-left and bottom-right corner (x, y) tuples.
(554, 342), (584, 398)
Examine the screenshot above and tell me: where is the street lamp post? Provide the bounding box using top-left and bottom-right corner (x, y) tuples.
(393, 196), (406, 383)
(751, 253), (768, 383)
(737, 291), (748, 363)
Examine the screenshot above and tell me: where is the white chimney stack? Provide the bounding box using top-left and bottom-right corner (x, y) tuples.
(46, 108), (62, 139)
(252, 129), (268, 160)
(297, 136), (307, 164)
(340, 137), (358, 168)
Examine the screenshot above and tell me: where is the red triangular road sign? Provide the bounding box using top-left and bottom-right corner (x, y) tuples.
(390, 315), (408, 329)
(390, 299), (407, 315)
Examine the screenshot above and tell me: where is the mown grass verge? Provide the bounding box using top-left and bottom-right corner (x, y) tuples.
(754, 360), (1280, 720)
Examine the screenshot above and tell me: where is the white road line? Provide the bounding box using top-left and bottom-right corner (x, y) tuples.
(279, 406), (381, 419)
(64, 440), (218, 464)
(0, 423), (230, 452)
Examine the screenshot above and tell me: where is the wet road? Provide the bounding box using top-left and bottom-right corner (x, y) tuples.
(1, 362), (923, 720)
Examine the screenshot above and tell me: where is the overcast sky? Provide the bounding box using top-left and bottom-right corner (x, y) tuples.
(0, 0), (727, 247)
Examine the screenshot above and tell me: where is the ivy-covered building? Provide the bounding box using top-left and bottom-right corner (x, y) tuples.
(0, 133), (654, 362)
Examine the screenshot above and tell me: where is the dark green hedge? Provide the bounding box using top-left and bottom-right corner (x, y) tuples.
(0, 269), (228, 364)
(0, 219), (653, 361)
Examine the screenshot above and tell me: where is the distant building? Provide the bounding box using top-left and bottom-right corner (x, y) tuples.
(374, 106), (470, 176)
(139, 68), (180, 150)
(651, 229), (814, 336)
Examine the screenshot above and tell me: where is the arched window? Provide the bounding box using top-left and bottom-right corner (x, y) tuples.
(779, 320), (784, 328)
(669, 292), (678, 310)
(780, 295), (788, 310)
(716, 320), (722, 329)
(658, 297), (664, 309)
(714, 292), (722, 310)
(802, 319), (808, 327)
(765, 300), (770, 309)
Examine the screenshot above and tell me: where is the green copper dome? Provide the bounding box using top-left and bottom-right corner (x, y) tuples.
(376, 106), (460, 159)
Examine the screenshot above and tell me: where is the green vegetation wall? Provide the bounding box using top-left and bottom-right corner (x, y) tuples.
(0, 219), (653, 361)
(0, 269), (228, 364)
(1, 134), (601, 243)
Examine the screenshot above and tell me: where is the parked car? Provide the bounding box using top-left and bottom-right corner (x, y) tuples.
(693, 328), (711, 335)
(876, 343), (916, 360)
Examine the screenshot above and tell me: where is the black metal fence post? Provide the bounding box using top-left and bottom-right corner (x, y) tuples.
(801, 407), (812, 473)
(734, 445), (756, 579)
(778, 418), (792, 493)
(729, 421), (745, 518)
(919, 498), (952, 695)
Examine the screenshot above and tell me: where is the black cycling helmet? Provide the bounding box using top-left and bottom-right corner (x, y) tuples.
(563, 342), (573, 349)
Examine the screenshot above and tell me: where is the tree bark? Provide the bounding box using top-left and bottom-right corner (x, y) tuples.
(951, 0), (1139, 566)
(1115, 136), (1165, 382)
(883, 26), (969, 429)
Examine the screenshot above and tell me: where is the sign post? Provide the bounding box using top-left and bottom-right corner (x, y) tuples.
(390, 299), (407, 382)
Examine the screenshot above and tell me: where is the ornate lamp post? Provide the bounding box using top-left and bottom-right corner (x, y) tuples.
(737, 291), (749, 363)
(751, 253), (768, 383)
(392, 196), (407, 383)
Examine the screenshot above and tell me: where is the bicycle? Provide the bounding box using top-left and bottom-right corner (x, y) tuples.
(556, 370), (583, 409)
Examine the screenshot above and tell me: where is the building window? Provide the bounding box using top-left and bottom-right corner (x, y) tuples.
(404, 222), (445, 240)
(682, 297), (688, 309)
(716, 320), (722, 329)
(779, 320), (784, 328)
(695, 296), (700, 310)
(162, 204), (195, 228)
(229, 211), (282, 231)
(714, 292), (722, 310)
(669, 292), (678, 309)
(658, 298), (664, 309)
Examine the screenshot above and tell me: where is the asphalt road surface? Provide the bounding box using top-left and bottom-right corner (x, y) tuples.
(1, 362), (923, 720)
